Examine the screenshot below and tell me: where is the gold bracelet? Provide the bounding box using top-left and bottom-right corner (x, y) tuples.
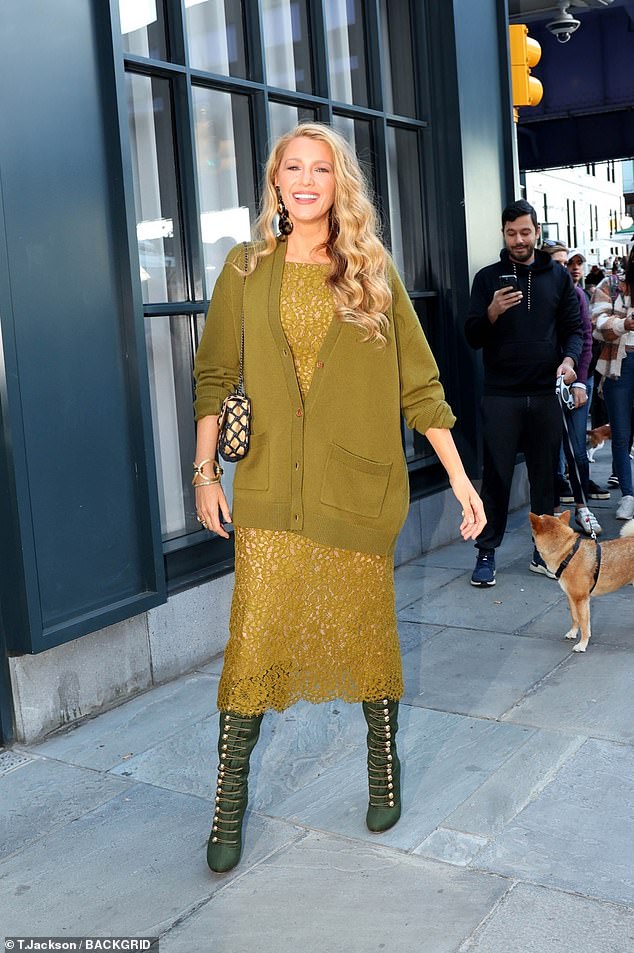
(193, 476), (221, 488)
(192, 458), (224, 486)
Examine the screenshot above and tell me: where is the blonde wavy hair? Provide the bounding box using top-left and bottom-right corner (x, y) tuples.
(248, 122), (392, 345)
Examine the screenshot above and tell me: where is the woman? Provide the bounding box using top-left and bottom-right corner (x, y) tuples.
(193, 123), (485, 874)
(591, 248), (634, 521)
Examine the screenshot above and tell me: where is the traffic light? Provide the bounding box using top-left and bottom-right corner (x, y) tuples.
(509, 24), (543, 111)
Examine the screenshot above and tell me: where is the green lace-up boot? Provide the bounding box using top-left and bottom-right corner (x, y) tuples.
(207, 711), (263, 873)
(362, 699), (401, 833)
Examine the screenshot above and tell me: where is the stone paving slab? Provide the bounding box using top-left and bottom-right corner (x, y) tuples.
(413, 827), (490, 866)
(394, 562), (467, 610)
(396, 620), (447, 654)
(264, 706), (532, 851)
(475, 739), (634, 905)
(460, 881), (634, 953)
(402, 627), (572, 719)
(0, 781), (303, 937)
(29, 673), (219, 771)
(398, 569), (565, 633)
(444, 728), (584, 837)
(159, 831), (510, 953)
(0, 757), (131, 861)
(503, 645), (634, 743)
(517, 588), (634, 650)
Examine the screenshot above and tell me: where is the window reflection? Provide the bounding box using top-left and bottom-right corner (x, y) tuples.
(192, 87), (255, 297)
(119, 0), (168, 60)
(269, 102), (316, 146)
(145, 315), (199, 539)
(332, 114), (376, 197)
(386, 126), (424, 290)
(126, 74), (186, 303)
(185, 0), (247, 78)
(324, 0), (368, 106)
(379, 0), (416, 116)
(262, 0), (313, 93)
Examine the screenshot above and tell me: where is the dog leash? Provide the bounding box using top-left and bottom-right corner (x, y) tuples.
(554, 536), (602, 592)
(557, 390), (597, 541)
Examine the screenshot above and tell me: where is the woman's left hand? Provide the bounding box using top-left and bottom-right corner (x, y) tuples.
(450, 474), (487, 541)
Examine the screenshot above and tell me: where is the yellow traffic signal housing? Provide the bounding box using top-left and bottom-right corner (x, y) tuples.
(509, 24), (543, 109)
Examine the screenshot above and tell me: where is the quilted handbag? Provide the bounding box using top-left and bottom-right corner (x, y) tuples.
(217, 242), (252, 463)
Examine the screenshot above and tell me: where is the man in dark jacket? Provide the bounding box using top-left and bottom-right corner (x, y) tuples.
(465, 200), (583, 586)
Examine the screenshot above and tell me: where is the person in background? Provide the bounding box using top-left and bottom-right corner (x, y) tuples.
(591, 248), (634, 520)
(193, 122), (485, 873)
(465, 201), (582, 587)
(588, 263), (605, 287)
(566, 249), (610, 503)
(542, 242), (601, 536)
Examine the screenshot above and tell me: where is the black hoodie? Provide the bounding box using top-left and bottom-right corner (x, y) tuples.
(465, 248), (583, 396)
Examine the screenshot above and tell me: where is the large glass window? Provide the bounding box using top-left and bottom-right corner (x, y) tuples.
(192, 88), (255, 296)
(262, 0), (313, 93)
(324, 0), (369, 106)
(185, 0), (248, 77)
(126, 74), (187, 304)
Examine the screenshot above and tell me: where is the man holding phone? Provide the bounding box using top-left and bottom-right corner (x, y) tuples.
(464, 200), (583, 587)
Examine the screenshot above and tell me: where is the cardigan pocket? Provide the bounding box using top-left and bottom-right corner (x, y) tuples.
(233, 432), (269, 491)
(320, 444), (392, 519)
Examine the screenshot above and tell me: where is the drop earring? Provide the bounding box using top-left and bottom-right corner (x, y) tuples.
(275, 185), (293, 238)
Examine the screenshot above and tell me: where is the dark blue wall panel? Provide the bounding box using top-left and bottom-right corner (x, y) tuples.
(0, 0), (165, 651)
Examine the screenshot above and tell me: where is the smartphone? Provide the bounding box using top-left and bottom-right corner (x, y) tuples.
(499, 274), (519, 291)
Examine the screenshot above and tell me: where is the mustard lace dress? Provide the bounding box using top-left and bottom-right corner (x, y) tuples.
(217, 262), (404, 715)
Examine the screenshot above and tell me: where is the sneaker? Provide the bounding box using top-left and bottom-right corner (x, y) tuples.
(557, 478), (574, 504)
(616, 495), (634, 520)
(529, 547), (556, 579)
(587, 479), (610, 501)
(575, 507), (603, 536)
(607, 474), (620, 489)
(471, 549), (496, 587)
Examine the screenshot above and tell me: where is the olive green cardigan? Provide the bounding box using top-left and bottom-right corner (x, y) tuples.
(194, 241), (455, 556)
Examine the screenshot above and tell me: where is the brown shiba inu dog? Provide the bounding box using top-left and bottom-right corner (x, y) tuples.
(529, 510), (634, 652)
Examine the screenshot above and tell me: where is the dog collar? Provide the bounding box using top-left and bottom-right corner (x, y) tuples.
(554, 537), (602, 592)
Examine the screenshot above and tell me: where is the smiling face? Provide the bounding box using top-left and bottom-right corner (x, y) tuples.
(503, 214), (540, 265)
(274, 137), (336, 233)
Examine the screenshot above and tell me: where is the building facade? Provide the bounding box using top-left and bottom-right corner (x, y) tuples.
(524, 161), (629, 266)
(0, 0), (515, 745)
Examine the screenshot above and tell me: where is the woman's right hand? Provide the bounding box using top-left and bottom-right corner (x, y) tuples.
(196, 483), (232, 539)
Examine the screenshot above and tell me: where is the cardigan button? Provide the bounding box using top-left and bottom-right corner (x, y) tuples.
(296, 408), (303, 417)
(316, 361), (324, 369)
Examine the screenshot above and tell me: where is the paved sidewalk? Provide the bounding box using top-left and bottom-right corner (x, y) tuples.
(1, 453), (633, 952)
